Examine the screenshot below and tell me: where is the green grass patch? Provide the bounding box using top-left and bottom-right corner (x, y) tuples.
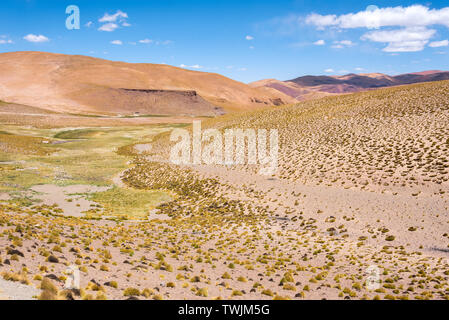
(38, 152), (128, 186)
(8, 197), (38, 207)
(53, 129), (101, 139)
(0, 133), (54, 156)
(67, 113), (104, 118)
(88, 187), (171, 218)
(0, 124), (176, 218)
(0, 167), (54, 192)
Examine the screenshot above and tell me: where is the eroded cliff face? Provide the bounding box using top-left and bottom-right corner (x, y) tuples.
(72, 88), (225, 116)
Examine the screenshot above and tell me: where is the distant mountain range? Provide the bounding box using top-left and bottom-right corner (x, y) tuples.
(250, 70), (449, 101)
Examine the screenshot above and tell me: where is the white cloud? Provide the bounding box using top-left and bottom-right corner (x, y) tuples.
(0, 39), (13, 44)
(306, 5), (449, 29)
(158, 40), (173, 46)
(306, 5), (449, 52)
(110, 40), (123, 45)
(313, 39), (325, 45)
(180, 64), (203, 69)
(429, 40), (449, 47)
(306, 14), (338, 30)
(98, 10), (129, 32)
(142, 40), (173, 46)
(23, 34), (49, 43)
(383, 41), (428, 52)
(98, 23), (119, 32)
(324, 68), (335, 73)
(361, 27), (435, 52)
(331, 40), (354, 49)
(339, 40), (353, 46)
(355, 67), (365, 71)
(245, 35), (254, 40)
(361, 27), (435, 42)
(85, 21), (93, 28)
(99, 10), (128, 23)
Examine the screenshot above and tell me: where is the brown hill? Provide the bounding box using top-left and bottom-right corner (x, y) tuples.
(251, 70), (449, 101)
(249, 79), (333, 101)
(0, 51), (292, 116)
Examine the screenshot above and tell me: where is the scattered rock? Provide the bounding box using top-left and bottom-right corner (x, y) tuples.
(45, 274), (61, 282)
(47, 255), (59, 263)
(7, 248), (24, 257)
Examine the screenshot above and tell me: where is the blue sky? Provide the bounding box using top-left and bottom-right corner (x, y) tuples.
(1, 0), (448, 82)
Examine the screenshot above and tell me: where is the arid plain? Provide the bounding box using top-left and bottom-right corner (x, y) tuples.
(0, 52), (448, 300)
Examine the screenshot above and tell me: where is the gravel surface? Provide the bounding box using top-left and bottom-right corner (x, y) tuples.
(0, 279), (41, 300)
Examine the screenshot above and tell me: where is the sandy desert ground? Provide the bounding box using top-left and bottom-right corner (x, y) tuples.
(0, 80), (448, 300)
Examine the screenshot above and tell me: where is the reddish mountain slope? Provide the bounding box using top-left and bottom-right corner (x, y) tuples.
(251, 71), (449, 101)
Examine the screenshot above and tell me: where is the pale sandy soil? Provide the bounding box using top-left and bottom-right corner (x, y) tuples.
(1, 159), (448, 300)
(30, 185), (110, 217)
(192, 164), (449, 256)
(112, 173), (127, 189)
(134, 144), (153, 154)
(0, 193), (10, 201)
(0, 278), (40, 300)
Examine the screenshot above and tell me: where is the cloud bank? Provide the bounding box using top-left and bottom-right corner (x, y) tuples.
(306, 5), (449, 52)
